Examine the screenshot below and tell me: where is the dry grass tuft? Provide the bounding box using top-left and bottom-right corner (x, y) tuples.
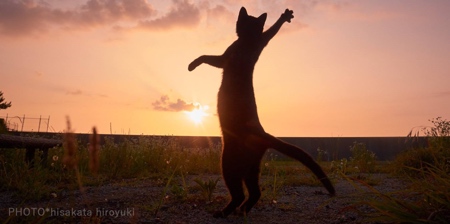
(89, 127), (100, 175)
(63, 117), (78, 170)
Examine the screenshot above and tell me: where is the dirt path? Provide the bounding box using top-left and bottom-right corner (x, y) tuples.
(1, 173), (406, 223)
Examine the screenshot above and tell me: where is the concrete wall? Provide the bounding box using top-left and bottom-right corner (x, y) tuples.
(10, 132), (427, 161)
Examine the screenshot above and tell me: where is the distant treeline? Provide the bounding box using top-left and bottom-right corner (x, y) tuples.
(9, 132), (427, 161)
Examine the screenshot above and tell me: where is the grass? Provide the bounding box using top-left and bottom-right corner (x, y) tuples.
(347, 117), (450, 223)
(194, 177), (220, 202)
(0, 136), (222, 200)
(1, 117), (449, 223)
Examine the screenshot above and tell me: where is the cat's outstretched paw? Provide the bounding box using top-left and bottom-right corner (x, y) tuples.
(188, 57), (202, 71)
(188, 61), (198, 71)
(282, 9), (294, 23)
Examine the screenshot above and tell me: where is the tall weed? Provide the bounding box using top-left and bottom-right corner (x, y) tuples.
(351, 117), (450, 223)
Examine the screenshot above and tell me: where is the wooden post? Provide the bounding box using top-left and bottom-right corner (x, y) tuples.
(47, 116), (50, 132)
(21, 114), (25, 132)
(38, 115), (42, 133)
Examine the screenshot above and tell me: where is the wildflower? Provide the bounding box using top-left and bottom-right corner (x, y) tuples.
(52, 155), (59, 161)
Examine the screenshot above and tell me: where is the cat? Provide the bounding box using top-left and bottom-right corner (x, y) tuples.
(188, 7), (335, 218)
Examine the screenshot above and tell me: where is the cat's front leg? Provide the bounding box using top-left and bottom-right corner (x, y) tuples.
(188, 56), (204, 71)
(188, 55), (224, 71)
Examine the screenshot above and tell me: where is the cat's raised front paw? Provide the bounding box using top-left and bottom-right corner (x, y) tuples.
(282, 9), (294, 23)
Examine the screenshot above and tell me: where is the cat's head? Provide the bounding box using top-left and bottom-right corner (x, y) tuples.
(236, 7), (267, 39)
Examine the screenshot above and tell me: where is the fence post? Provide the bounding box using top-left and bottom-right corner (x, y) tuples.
(38, 115), (42, 132)
(47, 116), (50, 132)
(21, 114), (25, 132)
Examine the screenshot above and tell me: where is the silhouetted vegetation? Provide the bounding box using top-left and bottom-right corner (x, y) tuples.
(1, 117), (449, 223)
(349, 117), (450, 223)
(0, 91), (12, 110)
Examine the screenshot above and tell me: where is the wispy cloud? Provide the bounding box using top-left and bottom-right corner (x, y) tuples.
(66, 89), (83, 96)
(152, 95), (199, 112)
(137, 0), (200, 30)
(73, 0), (156, 27)
(65, 89), (108, 98)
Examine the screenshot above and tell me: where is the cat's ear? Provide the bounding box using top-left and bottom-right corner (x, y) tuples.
(258, 13), (267, 25)
(239, 7), (248, 20)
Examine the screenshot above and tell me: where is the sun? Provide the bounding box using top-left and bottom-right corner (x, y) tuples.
(185, 105), (209, 124)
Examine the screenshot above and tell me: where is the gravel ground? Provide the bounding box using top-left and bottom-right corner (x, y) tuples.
(1, 173), (406, 223)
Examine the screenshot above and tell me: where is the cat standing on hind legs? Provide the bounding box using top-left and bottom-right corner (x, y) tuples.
(188, 7), (335, 218)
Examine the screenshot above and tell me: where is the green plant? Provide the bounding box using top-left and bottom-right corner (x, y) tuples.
(154, 165), (179, 217)
(330, 158), (348, 175)
(194, 178), (219, 202)
(170, 167), (188, 201)
(0, 147), (74, 200)
(316, 147), (328, 163)
(396, 117), (450, 176)
(347, 162), (450, 223)
(260, 153), (288, 202)
(348, 118), (450, 223)
(349, 142), (377, 173)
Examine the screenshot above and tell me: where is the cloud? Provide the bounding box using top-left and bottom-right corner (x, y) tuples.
(137, 0), (200, 30)
(0, 0), (200, 37)
(205, 4), (235, 25)
(73, 0), (156, 27)
(152, 95), (199, 112)
(65, 89), (108, 98)
(66, 89), (83, 96)
(0, 0), (58, 36)
(0, 0), (348, 38)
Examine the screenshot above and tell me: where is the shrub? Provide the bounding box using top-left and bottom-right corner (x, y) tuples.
(0, 118), (7, 133)
(353, 117), (450, 223)
(395, 117), (450, 176)
(349, 142), (377, 173)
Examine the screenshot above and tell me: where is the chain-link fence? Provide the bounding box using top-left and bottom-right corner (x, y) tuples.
(0, 114), (52, 132)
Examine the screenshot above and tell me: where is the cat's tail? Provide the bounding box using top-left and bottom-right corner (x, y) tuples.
(258, 132), (336, 196)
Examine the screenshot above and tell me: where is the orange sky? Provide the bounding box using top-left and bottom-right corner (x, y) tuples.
(1, 0), (449, 137)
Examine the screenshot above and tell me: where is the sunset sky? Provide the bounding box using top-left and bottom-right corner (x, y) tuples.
(1, 0), (449, 137)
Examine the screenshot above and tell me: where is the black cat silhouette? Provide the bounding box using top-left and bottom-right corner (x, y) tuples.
(188, 7), (335, 218)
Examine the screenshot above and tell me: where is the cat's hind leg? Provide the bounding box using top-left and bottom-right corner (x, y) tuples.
(214, 171), (245, 218)
(239, 165), (262, 215)
(214, 140), (246, 218)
